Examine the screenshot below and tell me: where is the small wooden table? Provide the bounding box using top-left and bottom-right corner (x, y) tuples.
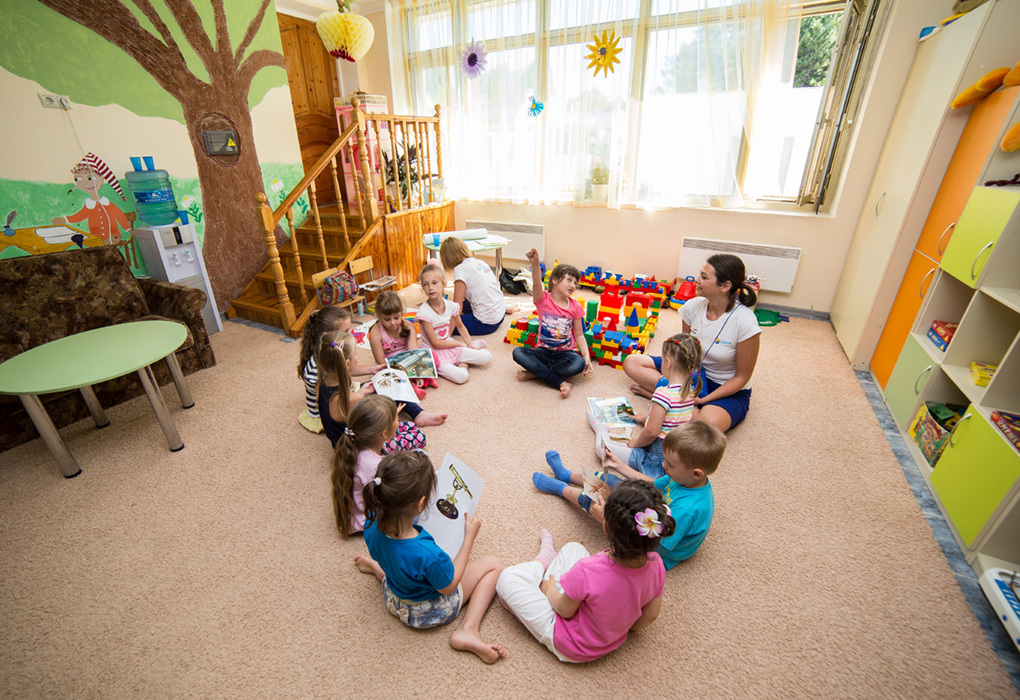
(0, 320), (194, 478)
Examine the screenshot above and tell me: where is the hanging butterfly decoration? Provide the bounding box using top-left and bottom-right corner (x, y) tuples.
(461, 40), (488, 79)
(585, 30), (621, 78)
(527, 96), (544, 117)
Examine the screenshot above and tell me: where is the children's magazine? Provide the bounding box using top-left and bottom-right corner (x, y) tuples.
(370, 368), (418, 405)
(588, 396), (638, 441)
(386, 348), (438, 379)
(419, 453), (485, 557)
(580, 465), (611, 505)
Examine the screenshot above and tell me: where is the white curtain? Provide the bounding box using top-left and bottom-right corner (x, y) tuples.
(386, 0), (795, 209)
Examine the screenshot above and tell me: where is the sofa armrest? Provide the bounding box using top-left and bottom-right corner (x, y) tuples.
(137, 278), (215, 369)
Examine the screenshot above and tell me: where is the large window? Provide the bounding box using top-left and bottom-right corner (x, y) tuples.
(386, 0), (881, 211)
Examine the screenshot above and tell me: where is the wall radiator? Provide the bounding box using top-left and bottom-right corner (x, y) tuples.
(677, 237), (802, 293)
(465, 220), (545, 263)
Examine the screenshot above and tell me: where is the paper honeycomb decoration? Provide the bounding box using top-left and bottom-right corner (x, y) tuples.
(316, 9), (375, 62)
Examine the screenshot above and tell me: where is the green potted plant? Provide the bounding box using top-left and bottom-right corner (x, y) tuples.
(590, 162), (609, 203)
(383, 145), (433, 206)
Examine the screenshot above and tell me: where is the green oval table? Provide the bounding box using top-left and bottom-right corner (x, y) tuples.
(0, 320), (194, 478)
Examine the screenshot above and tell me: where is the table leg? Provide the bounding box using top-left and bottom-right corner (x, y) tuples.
(164, 352), (195, 409)
(79, 386), (110, 428)
(18, 394), (81, 478)
(137, 365), (184, 451)
(495, 247), (503, 274)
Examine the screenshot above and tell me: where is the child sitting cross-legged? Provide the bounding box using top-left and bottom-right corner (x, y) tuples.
(354, 451), (506, 664)
(496, 480), (673, 663)
(533, 421), (726, 569)
(512, 248), (592, 399)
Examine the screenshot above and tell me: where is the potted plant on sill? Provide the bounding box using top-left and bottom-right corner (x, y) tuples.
(590, 163), (609, 203)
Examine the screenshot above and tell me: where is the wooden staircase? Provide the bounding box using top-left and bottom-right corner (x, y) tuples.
(228, 99), (453, 338)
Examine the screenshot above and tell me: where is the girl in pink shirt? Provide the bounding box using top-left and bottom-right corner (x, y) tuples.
(496, 480), (674, 662)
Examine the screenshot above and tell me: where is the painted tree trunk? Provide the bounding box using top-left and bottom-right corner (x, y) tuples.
(182, 82), (269, 310)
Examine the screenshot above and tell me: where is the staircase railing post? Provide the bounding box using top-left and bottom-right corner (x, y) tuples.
(352, 97), (380, 224)
(256, 192), (296, 331)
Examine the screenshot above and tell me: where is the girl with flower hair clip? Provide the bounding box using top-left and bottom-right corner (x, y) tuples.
(496, 480), (674, 663)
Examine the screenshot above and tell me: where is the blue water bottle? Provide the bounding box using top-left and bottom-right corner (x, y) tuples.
(125, 156), (179, 226)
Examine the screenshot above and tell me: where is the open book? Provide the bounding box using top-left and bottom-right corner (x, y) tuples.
(370, 368), (418, 405)
(588, 396), (638, 442)
(386, 348), (438, 379)
(420, 453), (485, 557)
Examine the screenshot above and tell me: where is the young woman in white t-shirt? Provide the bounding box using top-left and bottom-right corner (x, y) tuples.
(439, 236), (521, 336)
(623, 254), (761, 432)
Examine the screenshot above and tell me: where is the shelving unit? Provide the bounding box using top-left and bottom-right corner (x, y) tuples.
(885, 181), (1020, 579)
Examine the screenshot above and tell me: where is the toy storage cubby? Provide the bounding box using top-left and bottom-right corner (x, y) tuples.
(885, 180), (1020, 580)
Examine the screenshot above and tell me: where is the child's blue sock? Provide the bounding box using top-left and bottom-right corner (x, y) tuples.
(532, 472), (566, 497)
(576, 493), (593, 513)
(544, 450), (573, 482)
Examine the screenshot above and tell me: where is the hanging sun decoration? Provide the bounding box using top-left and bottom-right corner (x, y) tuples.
(527, 96), (544, 117)
(585, 30), (621, 78)
(316, 0), (375, 62)
(461, 40), (488, 79)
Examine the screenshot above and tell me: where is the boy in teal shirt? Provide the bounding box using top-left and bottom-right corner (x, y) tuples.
(532, 421), (725, 568)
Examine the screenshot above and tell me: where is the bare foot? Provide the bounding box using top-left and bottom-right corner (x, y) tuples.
(353, 554), (384, 581)
(516, 370), (536, 382)
(505, 303), (522, 315)
(628, 383), (653, 399)
(450, 629), (507, 664)
(415, 412), (448, 427)
(559, 381), (572, 399)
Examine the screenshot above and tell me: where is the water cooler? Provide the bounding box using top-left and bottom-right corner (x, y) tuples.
(134, 222), (223, 336)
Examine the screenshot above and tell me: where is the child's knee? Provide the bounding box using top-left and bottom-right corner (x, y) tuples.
(439, 364), (469, 384)
(479, 555), (503, 574)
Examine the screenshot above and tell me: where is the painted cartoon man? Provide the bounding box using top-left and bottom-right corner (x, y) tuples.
(53, 153), (131, 245)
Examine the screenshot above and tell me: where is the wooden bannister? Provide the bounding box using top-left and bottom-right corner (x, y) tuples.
(250, 98), (447, 337)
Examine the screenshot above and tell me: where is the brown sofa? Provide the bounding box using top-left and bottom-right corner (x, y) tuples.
(0, 245), (216, 452)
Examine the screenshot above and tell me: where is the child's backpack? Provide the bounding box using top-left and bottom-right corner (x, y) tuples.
(317, 270), (360, 306)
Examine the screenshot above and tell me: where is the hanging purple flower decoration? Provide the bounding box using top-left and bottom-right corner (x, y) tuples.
(527, 96), (544, 117)
(461, 40), (487, 79)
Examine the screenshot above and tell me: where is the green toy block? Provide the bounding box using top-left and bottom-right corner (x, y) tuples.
(528, 318), (540, 334)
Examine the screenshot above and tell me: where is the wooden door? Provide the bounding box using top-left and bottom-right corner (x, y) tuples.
(277, 13), (341, 206)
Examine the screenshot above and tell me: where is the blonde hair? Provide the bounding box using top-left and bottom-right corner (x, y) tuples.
(663, 422), (726, 475)
(331, 395), (398, 537)
(660, 333), (703, 399)
(419, 263), (446, 286)
(439, 237), (472, 270)
(316, 330), (355, 419)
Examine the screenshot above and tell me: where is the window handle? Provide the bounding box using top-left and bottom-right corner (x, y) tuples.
(875, 192), (886, 217)
(947, 412), (972, 448)
(970, 241), (994, 280)
(918, 268), (935, 299)
(914, 365), (933, 395)
(937, 222), (954, 257)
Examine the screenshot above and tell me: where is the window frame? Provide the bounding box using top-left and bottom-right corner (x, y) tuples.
(393, 0), (882, 212)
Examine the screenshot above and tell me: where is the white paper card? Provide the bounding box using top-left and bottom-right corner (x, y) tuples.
(419, 453), (485, 557)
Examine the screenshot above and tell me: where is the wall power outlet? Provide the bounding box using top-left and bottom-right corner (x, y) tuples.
(38, 93), (71, 109)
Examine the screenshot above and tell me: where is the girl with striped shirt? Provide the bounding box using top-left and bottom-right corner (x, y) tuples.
(591, 334), (702, 479)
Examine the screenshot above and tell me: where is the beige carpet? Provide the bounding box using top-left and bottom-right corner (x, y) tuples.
(1, 301), (1015, 698)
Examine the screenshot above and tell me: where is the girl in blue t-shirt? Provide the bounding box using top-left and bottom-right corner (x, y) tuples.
(354, 451), (506, 663)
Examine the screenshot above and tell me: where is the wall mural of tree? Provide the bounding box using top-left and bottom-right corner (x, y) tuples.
(37, 0), (286, 310)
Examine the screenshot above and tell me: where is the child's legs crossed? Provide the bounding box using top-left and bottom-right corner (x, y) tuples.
(513, 347), (569, 388)
(438, 363), (470, 384)
(459, 347), (492, 366)
(549, 351), (585, 380)
(383, 421), (426, 453)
